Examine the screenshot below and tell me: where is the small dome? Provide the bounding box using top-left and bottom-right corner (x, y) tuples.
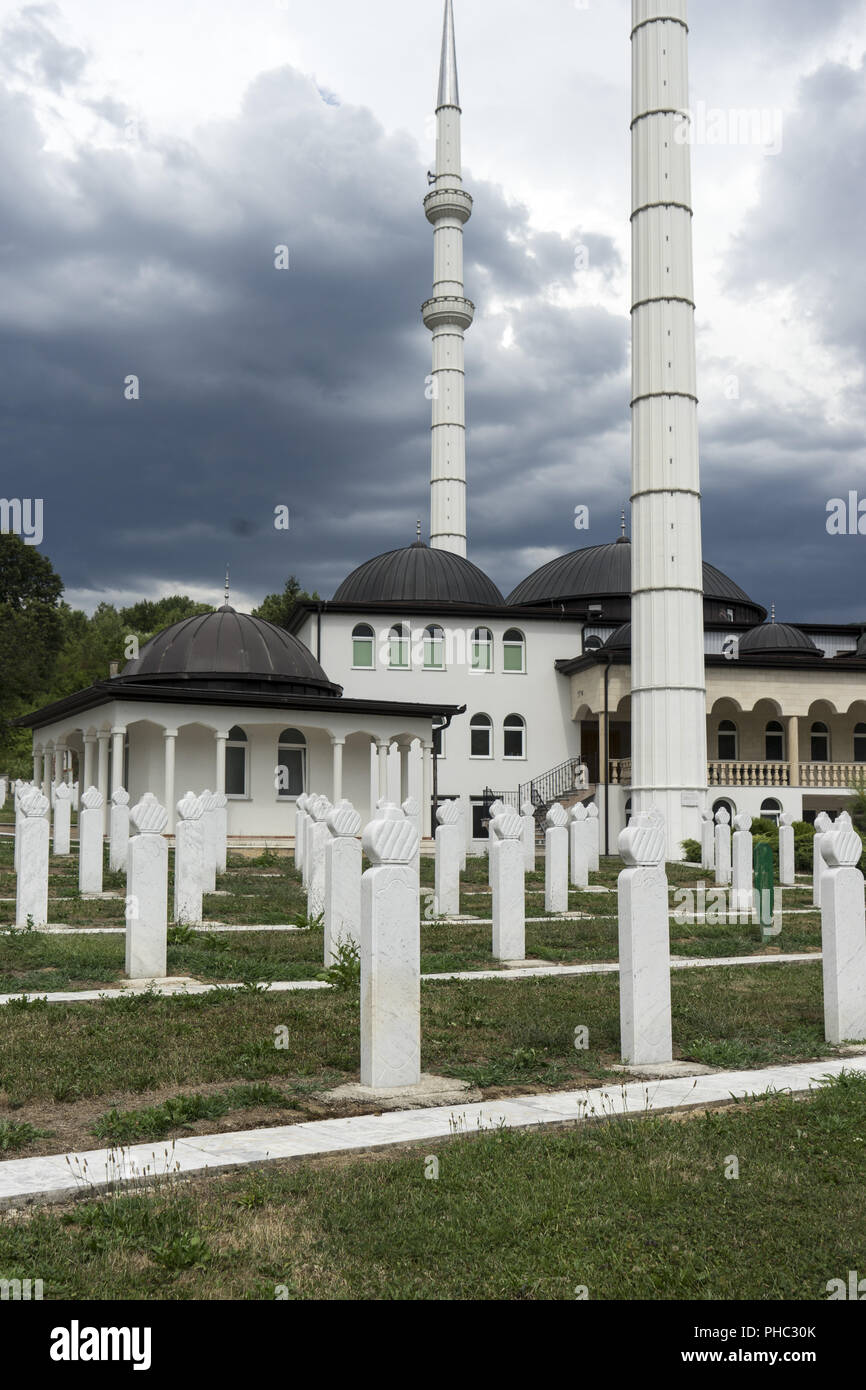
(506, 539), (765, 625)
(333, 542), (504, 607)
(738, 622), (819, 661)
(603, 623), (631, 651)
(857, 632), (866, 657)
(121, 606), (338, 695)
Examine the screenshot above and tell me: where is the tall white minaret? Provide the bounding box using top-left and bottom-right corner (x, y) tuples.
(423, 0), (474, 557)
(630, 0), (708, 857)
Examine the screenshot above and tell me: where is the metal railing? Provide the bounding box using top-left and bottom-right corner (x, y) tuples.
(519, 758), (588, 809)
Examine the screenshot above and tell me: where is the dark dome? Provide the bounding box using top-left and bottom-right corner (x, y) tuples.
(506, 539), (765, 626)
(333, 542), (504, 607)
(856, 632), (866, 657)
(738, 622), (819, 661)
(603, 622), (631, 651)
(121, 606), (339, 696)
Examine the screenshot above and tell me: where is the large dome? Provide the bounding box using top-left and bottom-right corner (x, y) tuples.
(506, 539), (766, 625)
(333, 541), (504, 607)
(738, 622), (819, 661)
(121, 606), (339, 696)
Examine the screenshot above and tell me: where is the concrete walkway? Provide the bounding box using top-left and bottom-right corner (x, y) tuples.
(1, 1054), (861, 1210)
(0, 951), (822, 1007)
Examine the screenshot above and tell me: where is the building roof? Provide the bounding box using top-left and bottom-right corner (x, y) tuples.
(121, 605), (339, 697)
(738, 622), (820, 661)
(333, 541), (504, 608)
(508, 533), (767, 622)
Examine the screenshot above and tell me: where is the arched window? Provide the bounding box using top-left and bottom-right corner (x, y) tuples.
(352, 623), (374, 669)
(471, 627), (493, 673)
(855, 724), (866, 763)
(225, 726), (248, 798)
(503, 628), (526, 673)
(717, 720), (738, 761)
(389, 624), (410, 670)
(760, 798), (782, 825)
(811, 721), (830, 762)
(765, 720), (785, 761)
(503, 714), (526, 759)
(277, 728), (306, 798)
(712, 798), (735, 821)
(423, 624), (445, 670)
(470, 713), (493, 758)
(583, 634), (603, 654)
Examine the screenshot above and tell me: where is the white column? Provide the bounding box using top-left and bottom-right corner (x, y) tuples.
(422, 742), (434, 838)
(387, 743), (402, 804)
(96, 731), (110, 835)
(813, 812), (833, 908)
(377, 740), (389, 800)
(53, 783), (73, 856)
(779, 814), (795, 887)
(53, 744), (64, 786)
(714, 808), (731, 887)
(110, 727), (125, 797)
(83, 735), (96, 792)
(787, 716), (800, 788)
(174, 792), (205, 926)
(331, 738), (345, 804)
(41, 748), (52, 801)
(32, 750), (40, 783)
(617, 807), (673, 1064)
(164, 729), (178, 834)
(109, 788), (131, 873)
(214, 729), (228, 795)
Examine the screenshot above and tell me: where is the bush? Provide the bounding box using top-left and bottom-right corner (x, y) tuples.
(681, 839), (702, 864)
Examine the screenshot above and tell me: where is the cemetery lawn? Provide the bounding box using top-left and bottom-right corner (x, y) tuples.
(0, 961), (855, 1157)
(2, 1070), (865, 1300)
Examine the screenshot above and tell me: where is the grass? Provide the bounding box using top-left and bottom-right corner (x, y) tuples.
(92, 1083), (298, 1146)
(1, 1072), (865, 1299)
(0, 1119), (50, 1152)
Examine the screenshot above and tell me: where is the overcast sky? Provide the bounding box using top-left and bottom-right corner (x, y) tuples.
(1, 0), (865, 623)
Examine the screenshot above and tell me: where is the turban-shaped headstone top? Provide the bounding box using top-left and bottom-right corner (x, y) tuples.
(81, 786), (104, 811)
(546, 804), (568, 829)
(619, 808), (666, 868)
(55, 783), (72, 802)
(489, 800), (506, 819)
(780, 813), (794, 827)
(714, 807), (730, 826)
(436, 800), (461, 826)
(491, 813), (524, 841)
(821, 812), (863, 869)
(733, 814), (752, 832)
(520, 801), (535, 818)
(19, 788), (49, 818)
(587, 804), (599, 821)
(177, 791), (204, 821)
(815, 812), (833, 833)
(111, 787), (129, 807)
(327, 802), (361, 838)
(401, 797), (420, 818)
(570, 803), (588, 822)
(130, 796), (168, 835)
(363, 805), (419, 865)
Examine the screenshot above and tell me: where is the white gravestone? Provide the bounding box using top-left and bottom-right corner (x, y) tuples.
(434, 799), (461, 917)
(324, 800), (362, 964)
(174, 792), (205, 926)
(521, 801), (537, 873)
(109, 787), (130, 872)
(491, 811), (526, 962)
(714, 808), (731, 887)
(779, 813), (795, 887)
(402, 796), (422, 883)
(731, 814), (753, 917)
(53, 781), (73, 856)
(15, 788), (50, 928)
(813, 812), (833, 908)
(457, 796), (468, 872)
(295, 791), (308, 874)
(0, 776), (7, 809)
(213, 792), (228, 874)
(14, 780), (29, 872)
(72, 781), (79, 812)
(618, 808), (673, 1065)
(700, 811), (716, 872)
(360, 806), (421, 1088)
(544, 804), (569, 915)
(569, 803), (591, 889)
(586, 802), (600, 872)
(307, 795), (332, 919)
(486, 800), (507, 884)
(78, 786), (104, 895)
(819, 814), (866, 1045)
(126, 796), (169, 979)
(199, 790), (220, 894)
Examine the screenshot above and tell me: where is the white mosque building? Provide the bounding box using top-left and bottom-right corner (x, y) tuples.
(20, 1), (866, 855)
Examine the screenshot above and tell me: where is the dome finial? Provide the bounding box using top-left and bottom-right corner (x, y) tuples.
(621, 507), (627, 539)
(224, 565), (230, 608)
(771, 602), (776, 623)
(417, 518), (422, 541)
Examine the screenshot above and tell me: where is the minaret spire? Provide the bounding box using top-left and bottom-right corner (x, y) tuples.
(629, 0), (708, 859)
(423, 0), (474, 558)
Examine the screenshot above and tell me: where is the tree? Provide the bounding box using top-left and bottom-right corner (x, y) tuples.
(253, 576), (319, 630)
(120, 596), (212, 638)
(0, 536), (65, 770)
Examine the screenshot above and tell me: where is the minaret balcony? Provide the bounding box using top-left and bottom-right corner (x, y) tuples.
(424, 186), (474, 225)
(422, 295), (475, 331)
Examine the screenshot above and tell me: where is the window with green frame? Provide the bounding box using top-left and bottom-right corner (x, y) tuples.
(471, 626), (492, 672)
(352, 623), (374, 668)
(389, 624), (410, 669)
(503, 628), (525, 672)
(424, 624), (445, 669)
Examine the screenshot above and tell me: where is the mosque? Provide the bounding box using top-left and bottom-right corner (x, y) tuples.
(19, 1), (866, 855)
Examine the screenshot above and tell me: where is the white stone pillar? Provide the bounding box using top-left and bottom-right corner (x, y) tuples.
(78, 787), (104, 895)
(386, 742), (401, 804)
(360, 806), (421, 1088)
(53, 781), (73, 856)
(491, 811), (526, 962)
(369, 743), (379, 822)
(434, 799), (461, 917)
(15, 788), (50, 928)
(544, 804), (569, 914)
(731, 814), (753, 917)
(331, 738), (345, 804)
(779, 813), (795, 887)
(109, 787), (130, 873)
(486, 799), (506, 885)
(83, 735), (96, 794)
(214, 730), (228, 796)
(41, 750), (51, 802)
(700, 811), (716, 872)
(377, 740), (389, 800)
(53, 744), (64, 786)
(96, 731), (110, 835)
(787, 715), (800, 790)
(714, 808), (731, 887)
(586, 802), (600, 871)
(813, 812), (833, 908)
(174, 791), (205, 926)
(569, 803), (591, 889)
(126, 796), (169, 979)
(163, 729), (178, 834)
(402, 796), (422, 885)
(30, 753), (39, 785)
(521, 800), (537, 873)
(307, 795), (332, 919)
(295, 791), (308, 874)
(819, 814), (866, 1045)
(618, 808), (673, 1065)
(422, 742), (434, 838)
(212, 791), (227, 874)
(13, 780), (25, 871)
(110, 727), (125, 798)
(198, 790), (219, 894)
(324, 801), (362, 964)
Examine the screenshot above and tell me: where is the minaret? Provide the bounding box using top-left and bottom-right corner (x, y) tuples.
(422, 0), (474, 557)
(630, 0), (708, 857)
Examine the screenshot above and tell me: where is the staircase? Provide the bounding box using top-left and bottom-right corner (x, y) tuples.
(519, 759), (595, 843)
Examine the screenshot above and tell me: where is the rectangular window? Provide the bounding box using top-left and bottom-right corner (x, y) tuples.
(503, 644), (524, 673)
(471, 640), (492, 672)
(353, 638), (373, 667)
(277, 749), (305, 797)
(390, 635), (409, 668)
(424, 636), (444, 669)
(225, 745), (247, 797)
(470, 727), (492, 757)
(504, 727), (524, 758)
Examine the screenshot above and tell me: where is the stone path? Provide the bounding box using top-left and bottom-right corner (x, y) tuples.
(0, 951), (822, 1007)
(1, 1055), (861, 1210)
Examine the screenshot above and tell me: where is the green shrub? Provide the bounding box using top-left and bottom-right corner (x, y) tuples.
(681, 839), (702, 864)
